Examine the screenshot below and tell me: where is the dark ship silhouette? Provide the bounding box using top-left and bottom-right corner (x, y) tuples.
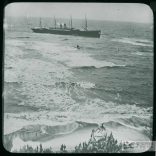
(31, 16), (101, 38)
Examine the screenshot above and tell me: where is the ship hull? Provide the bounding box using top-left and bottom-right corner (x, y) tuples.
(31, 28), (101, 38)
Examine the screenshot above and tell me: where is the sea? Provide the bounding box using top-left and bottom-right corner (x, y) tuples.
(3, 17), (153, 152)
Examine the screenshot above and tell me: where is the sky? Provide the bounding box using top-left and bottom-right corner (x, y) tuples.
(5, 3), (153, 23)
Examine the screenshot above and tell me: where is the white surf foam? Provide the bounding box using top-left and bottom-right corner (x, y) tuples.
(5, 39), (25, 47)
(66, 54), (115, 68)
(4, 97), (152, 135)
(30, 40), (126, 69)
(76, 81), (95, 89)
(62, 52), (125, 68)
(4, 37), (152, 153)
(112, 38), (153, 47)
(132, 52), (153, 57)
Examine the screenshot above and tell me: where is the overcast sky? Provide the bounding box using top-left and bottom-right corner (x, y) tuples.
(5, 3), (153, 23)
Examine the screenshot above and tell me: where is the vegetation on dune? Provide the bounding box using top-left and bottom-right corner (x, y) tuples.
(12, 132), (124, 153)
(74, 132), (123, 153)
(13, 144), (54, 153)
(3, 136), (13, 152)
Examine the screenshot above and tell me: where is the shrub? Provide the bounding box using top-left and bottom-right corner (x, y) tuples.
(74, 132), (123, 153)
(3, 136), (13, 152)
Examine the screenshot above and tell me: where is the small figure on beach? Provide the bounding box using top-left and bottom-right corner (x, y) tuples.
(60, 144), (66, 152)
(77, 45), (80, 49)
(89, 129), (97, 143)
(96, 123), (106, 133)
(91, 129), (96, 140)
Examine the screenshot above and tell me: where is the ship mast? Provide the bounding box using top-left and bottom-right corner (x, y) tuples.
(26, 14), (31, 28)
(85, 15), (88, 31)
(54, 16), (56, 28)
(39, 18), (42, 28)
(70, 16), (72, 29)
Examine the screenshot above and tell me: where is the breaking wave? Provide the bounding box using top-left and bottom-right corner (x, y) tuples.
(4, 121), (98, 142)
(16, 37), (30, 39)
(66, 58), (125, 69)
(74, 64), (126, 69)
(132, 52), (153, 57)
(4, 118), (150, 143)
